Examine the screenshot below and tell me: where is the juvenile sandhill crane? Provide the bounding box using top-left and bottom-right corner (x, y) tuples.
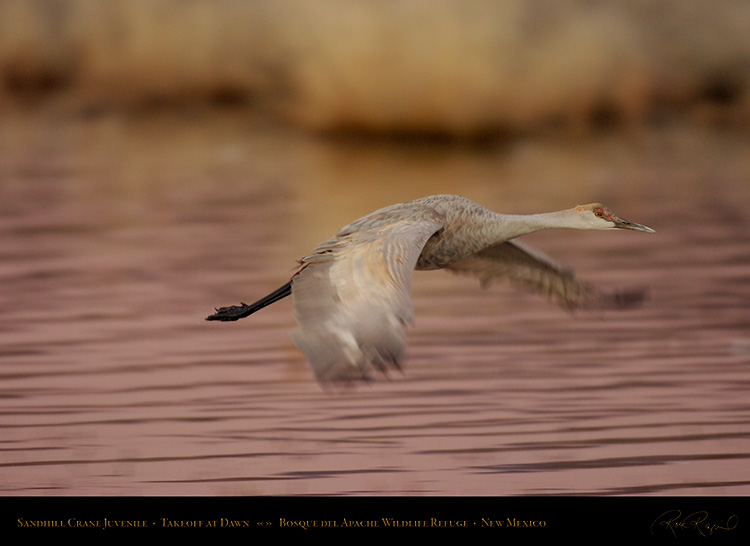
(207, 194), (654, 385)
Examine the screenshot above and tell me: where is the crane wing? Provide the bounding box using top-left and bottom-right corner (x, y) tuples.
(291, 216), (444, 385)
(447, 240), (645, 309)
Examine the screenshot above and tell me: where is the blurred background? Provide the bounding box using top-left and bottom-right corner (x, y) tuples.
(2, 0), (749, 132)
(1, 0), (749, 496)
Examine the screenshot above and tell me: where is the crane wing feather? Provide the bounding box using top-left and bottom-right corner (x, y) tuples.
(447, 240), (645, 309)
(291, 216), (443, 385)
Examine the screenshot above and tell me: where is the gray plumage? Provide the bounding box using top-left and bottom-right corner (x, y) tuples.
(207, 194), (654, 385)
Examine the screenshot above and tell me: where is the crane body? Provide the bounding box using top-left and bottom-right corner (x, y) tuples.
(207, 195), (654, 385)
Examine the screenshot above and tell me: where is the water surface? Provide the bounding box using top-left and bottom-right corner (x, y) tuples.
(1, 111), (749, 495)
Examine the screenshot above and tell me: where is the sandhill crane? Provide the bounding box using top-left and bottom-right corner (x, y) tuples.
(207, 194), (654, 385)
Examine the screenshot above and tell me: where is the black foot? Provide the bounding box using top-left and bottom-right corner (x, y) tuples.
(205, 281), (292, 322)
(206, 303), (254, 321)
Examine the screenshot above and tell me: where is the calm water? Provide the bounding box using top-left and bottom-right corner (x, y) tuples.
(1, 110), (749, 495)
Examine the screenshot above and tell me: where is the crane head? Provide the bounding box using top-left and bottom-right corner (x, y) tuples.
(575, 204), (655, 233)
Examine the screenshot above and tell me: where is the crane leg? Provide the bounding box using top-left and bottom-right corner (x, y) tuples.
(206, 281), (292, 321)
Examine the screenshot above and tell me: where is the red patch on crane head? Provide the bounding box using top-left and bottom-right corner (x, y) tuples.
(576, 203), (612, 220)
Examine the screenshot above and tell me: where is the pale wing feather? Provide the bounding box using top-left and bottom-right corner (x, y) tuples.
(292, 217), (443, 384)
(447, 240), (645, 309)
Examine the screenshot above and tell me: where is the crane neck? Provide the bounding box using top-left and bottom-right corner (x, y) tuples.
(490, 208), (582, 241)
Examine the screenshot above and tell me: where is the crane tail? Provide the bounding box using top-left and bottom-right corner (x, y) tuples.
(206, 281), (292, 321)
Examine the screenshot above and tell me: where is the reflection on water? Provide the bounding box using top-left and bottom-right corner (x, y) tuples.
(1, 111), (749, 495)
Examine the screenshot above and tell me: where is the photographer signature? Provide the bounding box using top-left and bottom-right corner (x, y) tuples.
(651, 510), (738, 537)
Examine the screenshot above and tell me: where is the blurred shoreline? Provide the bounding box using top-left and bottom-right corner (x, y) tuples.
(1, 0), (748, 137)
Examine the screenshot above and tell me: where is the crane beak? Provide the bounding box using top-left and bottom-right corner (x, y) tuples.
(612, 216), (655, 233)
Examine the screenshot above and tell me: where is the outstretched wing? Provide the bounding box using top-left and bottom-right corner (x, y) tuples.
(291, 216), (444, 385)
(447, 240), (646, 309)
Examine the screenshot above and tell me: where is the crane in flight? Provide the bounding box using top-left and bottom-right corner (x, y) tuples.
(207, 194), (654, 385)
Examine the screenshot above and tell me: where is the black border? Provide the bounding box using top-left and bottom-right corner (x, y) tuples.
(2, 496), (747, 540)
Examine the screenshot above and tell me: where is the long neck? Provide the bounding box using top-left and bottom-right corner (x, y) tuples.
(419, 206), (582, 270)
(488, 209), (580, 241)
